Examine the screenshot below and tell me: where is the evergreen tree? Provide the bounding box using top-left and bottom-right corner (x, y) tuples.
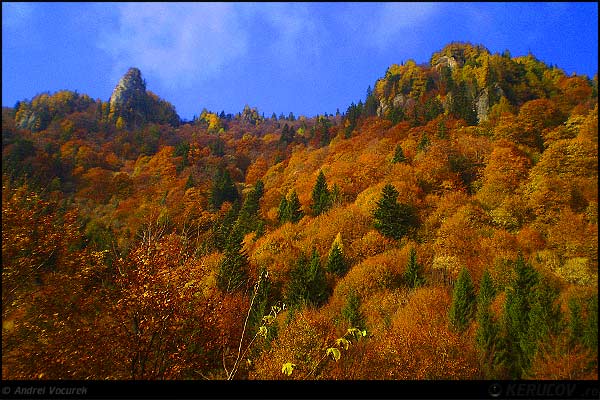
(417, 133), (430, 152)
(404, 247), (425, 288)
(449, 267), (476, 331)
(437, 119), (448, 139)
(567, 297), (583, 348)
(582, 294), (598, 352)
(306, 247), (328, 307)
(392, 144), (406, 163)
(475, 270), (498, 378)
(341, 290), (366, 330)
(209, 168), (239, 210)
(248, 267), (272, 335)
(216, 227), (248, 293)
(311, 170), (331, 216)
(364, 85), (378, 117)
(326, 233), (347, 276)
(211, 201), (240, 251)
(287, 190), (303, 223)
(286, 253), (310, 307)
(285, 249), (328, 308)
(372, 184), (417, 240)
(477, 269), (496, 310)
(277, 195), (289, 224)
(524, 279), (561, 367)
(235, 180), (264, 235)
(499, 253), (540, 378)
(184, 174), (194, 190)
(280, 124), (292, 144)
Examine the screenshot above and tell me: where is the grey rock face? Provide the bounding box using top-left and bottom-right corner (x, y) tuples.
(109, 67), (147, 114)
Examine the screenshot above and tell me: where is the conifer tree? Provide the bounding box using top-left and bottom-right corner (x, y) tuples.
(404, 247), (425, 288)
(372, 184), (417, 240)
(211, 201), (240, 251)
(216, 227), (248, 293)
(392, 144), (406, 163)
(475, 270), (498, 378)
(287, 190), (304, 223)
(248, 267), (272, 335)
(449, 267), (476, 331)
(341, 290), (366, 330)
(286, 253), (310, 307)
(307, 247), (328, 307)
(583, 294), (598, 352)
(311, 170), (331, 216)
(417, 133), (430, 152)
(184, 174), (194, 190)
(526, 280), (561, 359)
(209, 168), (239, 210)
(235, 180), (264, 235)
(326, 233), (347, 276)
(499, 253), (540, 378)
(285, 249), (328, 308)
(567, 297), (583, 348)
(277, 195), (289, 224)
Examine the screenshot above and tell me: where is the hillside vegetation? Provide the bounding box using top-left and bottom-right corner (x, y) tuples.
(2, 42), (598, 380)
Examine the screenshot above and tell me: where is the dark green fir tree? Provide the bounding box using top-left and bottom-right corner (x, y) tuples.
(449, 267), (476, 331)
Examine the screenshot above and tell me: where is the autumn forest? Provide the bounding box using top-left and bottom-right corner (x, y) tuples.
(2, 42), (598, 381)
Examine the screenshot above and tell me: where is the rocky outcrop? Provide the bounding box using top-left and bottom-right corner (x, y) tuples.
(109, 67), (146, 111)
(108, 68), (179, 128)
(475, 88), (489, 123)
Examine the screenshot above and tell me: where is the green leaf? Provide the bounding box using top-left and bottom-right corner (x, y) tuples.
(336, 337), (350, 350)
(282, 362), (296, 376)
(326, 347), (341, 361)
(258, 326), (268, 337)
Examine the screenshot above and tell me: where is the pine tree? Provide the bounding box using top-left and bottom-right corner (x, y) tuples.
(582, 294), (598, 352)
(524, 279), (561, 366)
(372, 184), (417, 240)
(417, 133), (430, 152)
(404, 247), (425, 288)
(311, 170), (331, 216)
(341, 290), (366, 330)
(326, 233), (347, 276)
(392, 144), (406, 163)
(211, 201), (240, 251)
(286, 253), (310, 307)
(364, 85), (378, 117)
(216, 227), (248, 293)
(277, 195), (289, 224)
(567, 297), (583, 348)
(476, 272), (499, 379)
(449, 267), (476, 331)
(306, 247), (328, 307)
(235, 180), (264, 235)
(285, 249), (328, 308)
(248, 267), (272, 334)
(477, 270), (496, 310)
(287, 190), (303, 223)
(184, 174), (194, 190)
(499, 253), (540, 378)
(209, 168), (239, 210)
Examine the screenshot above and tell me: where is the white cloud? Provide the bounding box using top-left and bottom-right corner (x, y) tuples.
(256, 3), (328, 62)
(337, 2), (440, 51)
(97, 3), (336, 90)
(98, 3), (249, 90)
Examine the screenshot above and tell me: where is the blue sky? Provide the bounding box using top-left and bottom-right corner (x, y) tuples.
(2, 2), (598, 120)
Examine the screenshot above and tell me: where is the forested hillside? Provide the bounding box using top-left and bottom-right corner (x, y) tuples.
(2, 42), (598, 380)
